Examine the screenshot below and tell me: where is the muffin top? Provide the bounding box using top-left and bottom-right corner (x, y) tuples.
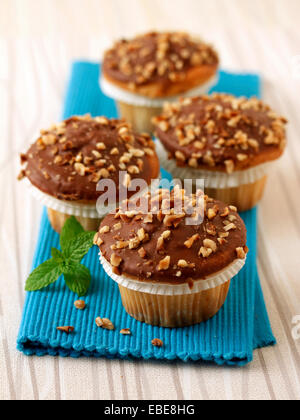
(103, 32), (219, 98)
(97, 187), (248, 285)
(153, 94), (287, 173)
(18, 115), (159, 202)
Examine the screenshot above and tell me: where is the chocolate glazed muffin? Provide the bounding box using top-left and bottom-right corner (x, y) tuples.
(97, 187), (248, 328)
(18, 115), (160, 233)
(101, 32), (219, 133)
(154, 94), (287, 211)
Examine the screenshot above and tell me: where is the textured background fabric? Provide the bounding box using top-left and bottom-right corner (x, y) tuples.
(17, 62), (275, 366)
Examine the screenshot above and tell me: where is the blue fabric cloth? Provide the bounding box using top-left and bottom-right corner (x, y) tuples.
(17, 62), (275, 365)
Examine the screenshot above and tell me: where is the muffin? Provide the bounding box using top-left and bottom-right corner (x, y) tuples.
(18, 115), (160, 233)
(101, 31), (219, 133)
(154, 94), (287, 211)
(97, 187), (248, 328)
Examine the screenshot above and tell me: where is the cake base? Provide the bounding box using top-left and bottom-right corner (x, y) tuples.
(118, 280), (231, 328)
(47, 208), (101, 233)
(205, 176), (268, 212)
(118, 101), (161, 134)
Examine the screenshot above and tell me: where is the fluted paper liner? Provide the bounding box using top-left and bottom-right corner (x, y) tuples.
(26, 180), (104, 218)
(100, 74), (218, 108)
(26, 176), (162, 219)
(99, 251), (246, 296)
(156, 139), (273, 188)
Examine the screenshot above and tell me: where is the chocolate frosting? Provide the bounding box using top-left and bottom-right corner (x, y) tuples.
(154, 94), (287, 173)
(97, 188), (247, 285)
(103, 32), (218, 88)
(19, 116), (159, 202)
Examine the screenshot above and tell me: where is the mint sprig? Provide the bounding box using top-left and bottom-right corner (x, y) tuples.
(25, 217), (96, 297)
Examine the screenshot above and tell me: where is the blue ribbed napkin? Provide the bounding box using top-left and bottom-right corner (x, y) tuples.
(17, 62), (276, 365)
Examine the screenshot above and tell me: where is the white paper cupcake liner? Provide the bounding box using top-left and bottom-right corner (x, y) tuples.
(26, 174), (163, 219)
(99, 250), (246, 296)
(155, 139), (273, 189)
(100, 74), (219, 108)
(26, 180), (102, 218)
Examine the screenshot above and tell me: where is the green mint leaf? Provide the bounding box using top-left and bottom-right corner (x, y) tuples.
(60, 216), (84, 253)
(64, 231), (96, 262)
(63, 263), (91, 297)
(25, 259), (62, 292)
(51, 248), (64, 262)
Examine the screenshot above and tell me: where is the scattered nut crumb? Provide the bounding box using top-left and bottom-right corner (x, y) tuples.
(74, 300), (86, 310)
(151, 338), (163, 347)
(57, 326), (74, 334)
(95, 317), (115, 330)
(120, 328), (131, 335)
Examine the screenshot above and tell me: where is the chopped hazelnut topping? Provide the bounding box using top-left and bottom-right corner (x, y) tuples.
(128, 165), (140, 174)
(98, 188), (247, 285)
(96, 142), (106, 150)
(199, 247), (213, 258)
(95, 116), (109, 125)
(224, 160), (235, 174)
(184, 234), (200, 249)
(236, 247), (247, 259)
(93, 233), (103, 246)
(161, 230), (171, 239)
(175, 151), (186, 162)
(156, 230), (171, 251)
(113, 222), (122, 231)
(43, 134), (57, 146)
(129, 237), (141, 249)
(144, 213), (153, 223)
(163, 213), (185, 227)
(207, 208), (217, 220)
(220, 207), (230, 217)
(137, 228), (146, 242)
(248, 138), (259, 150)
(54, 155), (63, 164)
(123, 173), (131, 188)
(138, 247), (147, 258)
(17, 170), (26, 181)
(223, 223), (236, 232)
(115, 241), (129, 249)
(100, 225), (110, 234)
(178, 259), (188, 268)
(110, 147), (119, 155)
(92, 150), (102, 159)
(154, 94), (286, 174)
(237, 153), (248, 161)
(110, 253), (122, 267)
(218, 231), (229, 238)
(206, 223), (217, 236)
(74, 163), (87, 176)
(188, 158), (198, 168)
(156, 237), (164, 251)
(203, 238), (217, 252)
(158, 256), (171, 271)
